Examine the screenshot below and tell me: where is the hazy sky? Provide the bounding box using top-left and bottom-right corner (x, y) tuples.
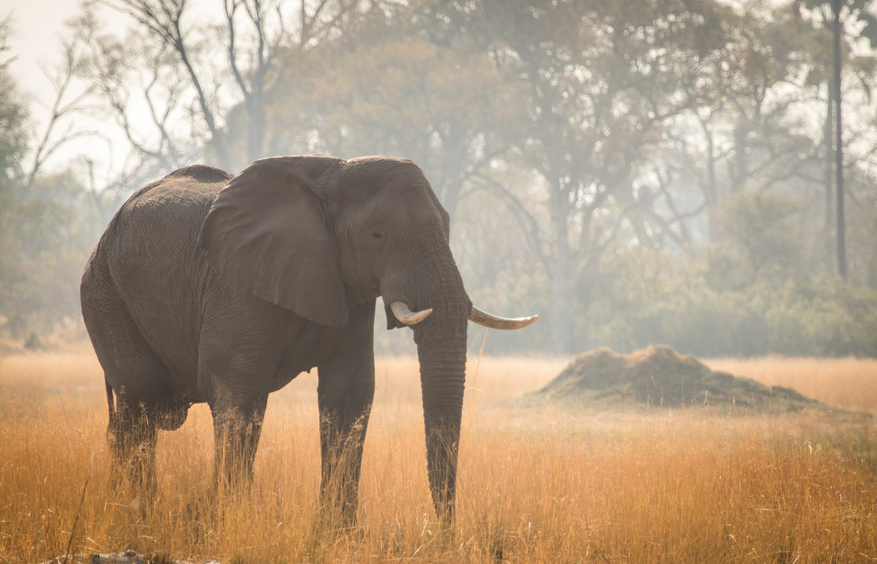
(1, 0), (125, 181)
(2, 0), (217, 100)
(1, 0), (85, 96)
(0, 0), (213, 182)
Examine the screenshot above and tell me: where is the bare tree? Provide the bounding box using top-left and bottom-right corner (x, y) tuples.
(88, 0), (364, 171)
(98, 0), (235, 168)
(23, 35), (98, 188)
(73, 6), (195, 173)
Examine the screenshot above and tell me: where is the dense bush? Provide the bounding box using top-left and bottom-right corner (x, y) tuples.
(373, 247), (877, 359)
(574, 250), (877, 358)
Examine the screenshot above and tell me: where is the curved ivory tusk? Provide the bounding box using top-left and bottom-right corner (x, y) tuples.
(390, 301), (433, 325)
(468, 306), (538, 330)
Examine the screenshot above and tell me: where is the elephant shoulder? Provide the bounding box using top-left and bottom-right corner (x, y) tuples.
(125, 165), (232, 207)
(102, 164), (233, 264)
(118, 165), (232, 221)
(165, 164), (233, 184)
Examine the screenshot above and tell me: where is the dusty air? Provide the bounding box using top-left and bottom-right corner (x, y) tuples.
(1, 0), (876, 562)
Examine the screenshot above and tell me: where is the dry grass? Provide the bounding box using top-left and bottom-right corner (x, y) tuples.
(1, 350), (876, 563)
(705, 356), (877, 413)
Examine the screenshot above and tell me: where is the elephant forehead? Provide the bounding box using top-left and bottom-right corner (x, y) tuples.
(363, 184), (443, 223)
(345, 157), (428, 189)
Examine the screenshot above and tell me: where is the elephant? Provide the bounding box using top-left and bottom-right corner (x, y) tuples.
(80, 155), (536, 523)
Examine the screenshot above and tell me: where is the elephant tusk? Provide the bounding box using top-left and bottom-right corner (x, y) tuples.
(468, 306), (538, 330)
(390, 301), (433, 325)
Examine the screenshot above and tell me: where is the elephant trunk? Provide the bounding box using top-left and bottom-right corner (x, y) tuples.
(414, 320), (467, 521)
(410, 256), (470, 523)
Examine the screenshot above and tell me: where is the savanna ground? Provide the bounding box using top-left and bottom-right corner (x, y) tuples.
(2, 347), (877, 563)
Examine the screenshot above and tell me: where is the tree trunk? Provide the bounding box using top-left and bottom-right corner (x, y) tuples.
(548, 176), (578, 355)
(833, 0), (846, 278)
(247, 98), (266, 164)
(550, 258), (577, 355)
(824, 79), (834, 270)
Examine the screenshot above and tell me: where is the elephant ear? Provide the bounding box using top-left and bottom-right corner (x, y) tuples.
(199, 155), (349, 327)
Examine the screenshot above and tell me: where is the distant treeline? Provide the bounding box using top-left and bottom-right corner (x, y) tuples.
(457, 249), (877, 358)
(2, 0), (877, 356)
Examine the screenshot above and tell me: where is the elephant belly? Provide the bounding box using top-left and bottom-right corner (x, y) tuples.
(270, 323), (347, 393)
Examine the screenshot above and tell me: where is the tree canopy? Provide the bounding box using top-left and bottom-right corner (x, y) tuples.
(3, 0), (877, 356)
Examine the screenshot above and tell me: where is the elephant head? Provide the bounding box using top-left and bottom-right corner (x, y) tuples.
(199, 155), (535, 519)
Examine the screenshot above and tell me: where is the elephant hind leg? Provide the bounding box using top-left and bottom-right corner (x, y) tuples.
(108, 396), (158, 494)
(82, 264), (170, 494)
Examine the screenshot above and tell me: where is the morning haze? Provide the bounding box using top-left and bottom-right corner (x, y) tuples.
(1, 0), (877, 561)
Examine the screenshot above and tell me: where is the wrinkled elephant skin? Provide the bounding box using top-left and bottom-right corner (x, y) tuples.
(80, 155), (534, 523)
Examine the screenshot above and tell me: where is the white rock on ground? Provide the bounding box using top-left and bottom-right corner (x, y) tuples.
(41, 551), (222, 564)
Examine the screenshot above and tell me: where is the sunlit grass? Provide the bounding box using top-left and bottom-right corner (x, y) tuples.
(705, 356), (877, 413)
(1, 350), (875, 562)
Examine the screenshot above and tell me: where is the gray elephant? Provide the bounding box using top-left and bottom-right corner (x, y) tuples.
(80, 155), (535, 522)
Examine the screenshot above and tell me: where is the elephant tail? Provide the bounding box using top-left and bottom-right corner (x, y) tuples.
(105, 380), (115, 426)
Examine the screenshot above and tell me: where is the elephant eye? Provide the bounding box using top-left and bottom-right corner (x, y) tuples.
(371, 232), (383, 239)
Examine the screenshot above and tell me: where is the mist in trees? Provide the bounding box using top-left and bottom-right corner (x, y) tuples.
(2, 0), (877, 356)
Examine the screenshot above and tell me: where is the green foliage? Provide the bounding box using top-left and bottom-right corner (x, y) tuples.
(579, 249), (877, 357)
(706, 191), (805, 289)
(0, 18), (28, 185)
(270, 8), (516, 218)
(23, 332), (42, 350)
(4, 0), (877, 357)
(0, 21), (103, 342)
(0, 173), (99, 338)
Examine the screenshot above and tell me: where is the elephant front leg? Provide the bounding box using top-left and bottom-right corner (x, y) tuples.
(317, 304), (376, 527)
(210, 396), (268, 491)
(317, 367), (375, 527)
(198, 293), (290, 492)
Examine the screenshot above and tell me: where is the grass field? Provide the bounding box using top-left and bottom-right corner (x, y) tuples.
(1, 349), (877, 563)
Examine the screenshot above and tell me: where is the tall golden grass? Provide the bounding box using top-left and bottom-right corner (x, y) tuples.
(1, 350), (876, 563)
(705, 356), (877, 413)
